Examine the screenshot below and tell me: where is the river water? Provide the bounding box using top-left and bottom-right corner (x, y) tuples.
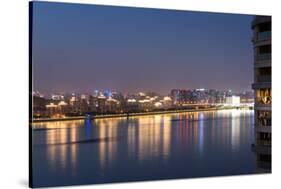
(31, 109), (262, 187)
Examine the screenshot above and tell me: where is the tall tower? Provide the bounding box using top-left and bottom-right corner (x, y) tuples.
(251, 16), (272, 171)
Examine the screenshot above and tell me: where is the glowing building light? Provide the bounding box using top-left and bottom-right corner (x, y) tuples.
(127, 99), (136, 103)
(98, 93), (106, 99)
(46, 103), (58, 108)
(139, 99), (150, 103)
(154, 102), (162, 107)
(163, 96), (172, 101)
(81, 94), (86, 99)
(58, 101), (68, 106)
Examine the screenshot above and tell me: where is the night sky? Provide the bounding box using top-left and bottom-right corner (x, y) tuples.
(32, 1), (254, 95)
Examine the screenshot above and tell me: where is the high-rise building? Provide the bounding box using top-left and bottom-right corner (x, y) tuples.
(51, 94), (64, 101)
(170, 89), (190, 105)
(251, 16), (272, 171)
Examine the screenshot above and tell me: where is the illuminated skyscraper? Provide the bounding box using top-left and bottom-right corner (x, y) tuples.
(251, 16), (272, 171)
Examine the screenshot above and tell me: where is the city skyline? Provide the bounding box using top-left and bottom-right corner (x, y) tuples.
(32, 2), (253, 95)
(33, 87), (253, 98)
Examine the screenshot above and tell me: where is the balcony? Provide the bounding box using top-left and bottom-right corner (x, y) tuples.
(256, 75), (271, 83)
(257, 116), (271, 126)
(255, 125), (271, 133)
(256, 140), (271, 146)
(255, 96), (271, 108)
(254, 105), (271, 112)
(257, 31), (271, 41)
(252, 82), (271, 89)
(252, 143), (271, 155)
(255, 97), (271, 105)
(256, 53), (271, 61)
(252, 16), (271, 29)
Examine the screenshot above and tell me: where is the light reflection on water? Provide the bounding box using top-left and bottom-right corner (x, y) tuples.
(32, 109), (258, 187)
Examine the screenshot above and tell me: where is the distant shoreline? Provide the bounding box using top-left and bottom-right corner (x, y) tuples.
(31, 106), (252, 123)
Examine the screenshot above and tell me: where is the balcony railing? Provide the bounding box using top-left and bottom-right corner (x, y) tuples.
(255, 125), (271, 134)
(257, 75), (271, 82)
(252, 143), (271, 155)
(256, 53), (271, 61)
(257, 31), (271, 41)
(252, 16), (271, 29)
(257, 140), (271, 146)
(252, 82), (271, 89)
(257, 118), (271, 126)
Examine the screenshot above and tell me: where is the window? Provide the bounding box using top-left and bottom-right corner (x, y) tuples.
(256, 88), (271, 105)
(259, 45), (271, 54)
(259, 132), (271, 141)
(258, 22), (271, 33)
(257, 110), (271, 126)
(259, 67), (271, 76)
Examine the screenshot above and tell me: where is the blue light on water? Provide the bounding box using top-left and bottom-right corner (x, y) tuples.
(85, 116), (92, 138)
(199, 113), (204, 121)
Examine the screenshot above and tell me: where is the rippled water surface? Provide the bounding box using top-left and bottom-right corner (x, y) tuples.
(32, 109), (260, 187)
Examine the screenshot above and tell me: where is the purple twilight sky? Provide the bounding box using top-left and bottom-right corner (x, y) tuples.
(32, 2), (254, 95)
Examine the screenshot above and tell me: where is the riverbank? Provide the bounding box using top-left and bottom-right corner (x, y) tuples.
(31, 106), (252, 123)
